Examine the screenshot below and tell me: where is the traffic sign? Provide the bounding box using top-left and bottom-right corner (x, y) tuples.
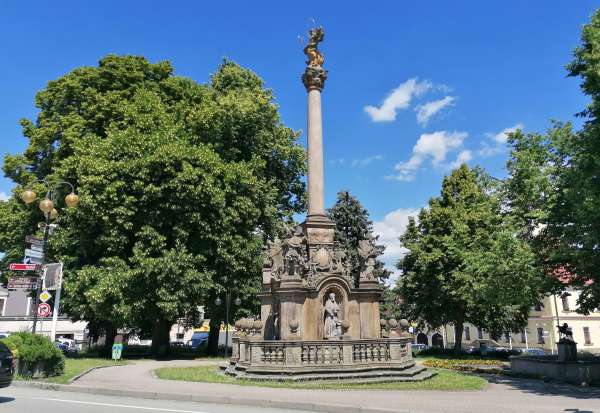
(25, 235), (42, 244)
(23, 257), (43, 265)
(39, 290), (52, 303)
(37, 303), (51, 317)
(43, 263), (63, 290)
(112, 343), (123, 360)
(29, 244), (44, 252)
(9, 263), (39, 271)
(24, 249), (43, 259)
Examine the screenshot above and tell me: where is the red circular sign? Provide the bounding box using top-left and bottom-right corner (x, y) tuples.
(37, 303), (51, 317)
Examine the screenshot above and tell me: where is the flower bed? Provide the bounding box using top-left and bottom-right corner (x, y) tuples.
(423, 358), (505, 373)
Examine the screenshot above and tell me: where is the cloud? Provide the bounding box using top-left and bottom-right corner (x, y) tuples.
(328, 158), (345, 165)
(387, 131), (468, 181)
(488, 123), (524, 144)
(450, 149), (473, 169)
(373, 207), (421, 270)
(415, 96), (456, 126)
(478, 122), (524, 157)
(364, 78), (432, 122)
(0, 192), (8, 201)
(351, 154), (384, 167)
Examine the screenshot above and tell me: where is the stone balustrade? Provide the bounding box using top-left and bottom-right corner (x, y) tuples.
(231, 336), (411, 369)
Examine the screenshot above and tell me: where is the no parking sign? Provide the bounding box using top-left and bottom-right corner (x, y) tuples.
(37, 303), (51, 317)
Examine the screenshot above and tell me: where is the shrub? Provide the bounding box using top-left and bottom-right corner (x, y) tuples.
(423, 358), (505, 373)
(1, 333), (65, 377)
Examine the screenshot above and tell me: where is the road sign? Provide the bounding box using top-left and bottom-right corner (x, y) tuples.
(7, 276), (38, 289)
(37, 303), (51, 317)
(25, 235), (42, 244)
(23, 257), (43, 265)
(8, 263), (39, 271)
(39, 290), (52, 303)
(29, 244), (44, 252)
(24, 248), (43, 259)
(43, 263), (63, 290)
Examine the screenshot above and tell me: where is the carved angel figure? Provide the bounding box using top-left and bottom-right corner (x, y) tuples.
(303, 26), (325, 67)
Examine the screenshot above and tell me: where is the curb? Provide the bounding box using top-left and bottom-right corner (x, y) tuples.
(12, 380), (408, 413)
(68, 363), (128, 384)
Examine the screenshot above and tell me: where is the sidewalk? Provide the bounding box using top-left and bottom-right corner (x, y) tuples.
(18, 359), (600, 413)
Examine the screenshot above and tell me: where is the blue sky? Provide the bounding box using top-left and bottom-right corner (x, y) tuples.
(0, 1), (596, 268)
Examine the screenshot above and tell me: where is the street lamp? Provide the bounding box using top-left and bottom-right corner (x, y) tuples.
(214, 292), (241, 358)
(20, 179), (79, 334)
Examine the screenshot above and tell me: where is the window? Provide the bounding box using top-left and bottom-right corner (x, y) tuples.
(491, 332), (500, 341)
(176, 333), (184, 340)
(477, 327), (483, 340)
(521, 329), (527, 343)
(505, 332), (510, 342)
(464, 326), (470, 341)
(534, 302), (543, 311)
(584, 327), (592, 345)
(561, 296), (570, 312)
(537, 327), (545, 344)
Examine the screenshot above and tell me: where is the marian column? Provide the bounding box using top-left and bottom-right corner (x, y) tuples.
(302, 27), (333, 227)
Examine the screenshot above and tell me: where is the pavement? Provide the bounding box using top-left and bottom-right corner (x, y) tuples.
(12, 359), (600, 413)
(0, 386), (310, 413)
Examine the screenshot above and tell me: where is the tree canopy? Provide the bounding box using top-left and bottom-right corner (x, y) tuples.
(398, 165), (547, 352)
(0, 55), (306, 352)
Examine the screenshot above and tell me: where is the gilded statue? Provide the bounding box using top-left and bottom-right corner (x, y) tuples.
(304, 26), (325, 67)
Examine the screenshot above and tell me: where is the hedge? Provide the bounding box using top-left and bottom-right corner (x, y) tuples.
(1, 332), (65, 377)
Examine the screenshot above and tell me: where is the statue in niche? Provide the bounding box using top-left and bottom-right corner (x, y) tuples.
(323, 292), (342, 339)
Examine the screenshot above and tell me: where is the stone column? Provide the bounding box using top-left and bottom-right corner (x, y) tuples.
(302, 65), (329, 222)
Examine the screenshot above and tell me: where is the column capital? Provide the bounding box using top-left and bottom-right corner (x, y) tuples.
(302, 65), (328, 92)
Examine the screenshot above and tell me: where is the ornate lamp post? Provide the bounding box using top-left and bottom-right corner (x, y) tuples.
(20, 180), (79, 334)
(214, 293), (241, 357)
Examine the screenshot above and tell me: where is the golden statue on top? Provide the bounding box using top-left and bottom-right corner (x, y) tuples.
(303, 26), (325, 67)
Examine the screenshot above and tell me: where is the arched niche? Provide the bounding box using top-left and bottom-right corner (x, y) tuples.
(317, 280), (349, 339)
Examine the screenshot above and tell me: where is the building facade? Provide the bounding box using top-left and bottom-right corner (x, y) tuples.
(414, 289), (600, 353)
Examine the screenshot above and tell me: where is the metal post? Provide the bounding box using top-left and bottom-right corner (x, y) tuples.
(224, 291), (230, 358)
(524, 327), (529, 350)
(32, 213), (50, 334)
(50, 282), (62, 341)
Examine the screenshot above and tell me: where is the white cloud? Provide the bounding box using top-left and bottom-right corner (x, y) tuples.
(478, 122), (524, 157)
(373, 207), (421, 270)
(364, 78), (432, 122)
(450, 149), (473, 169)
(351, 154), (384, 167)
(328, 158), (345, 165)
(415, 96), (455, 126)
(488, 122), (524, 144)
(387, 131), (468, 181)
(0, 192), (8, 201)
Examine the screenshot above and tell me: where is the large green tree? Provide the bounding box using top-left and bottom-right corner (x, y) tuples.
(398, 165), (547, 352)
(0, 55), (306, 353)
(326, 190), (389, 285)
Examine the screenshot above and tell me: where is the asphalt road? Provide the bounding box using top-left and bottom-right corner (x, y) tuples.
(0, 386), (312, 413)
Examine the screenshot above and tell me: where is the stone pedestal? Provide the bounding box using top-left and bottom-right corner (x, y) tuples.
(558, 341), (578, 362)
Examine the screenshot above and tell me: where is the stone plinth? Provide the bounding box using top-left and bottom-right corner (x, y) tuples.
(558, 341), (578, 362)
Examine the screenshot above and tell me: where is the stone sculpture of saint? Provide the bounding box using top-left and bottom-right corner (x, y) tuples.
(323, 292), (341, 339)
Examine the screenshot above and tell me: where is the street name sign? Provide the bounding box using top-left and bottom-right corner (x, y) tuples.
(23, 257), (43, 265)
(8, 276), (38, 289)
(29, 244), (44, 252)
(8, 263), (39, 271)
(24, 248), (43, 259)
(25, 235), (42, 244)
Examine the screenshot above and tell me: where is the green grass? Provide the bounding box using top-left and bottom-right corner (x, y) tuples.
(17, 358), (127, 384)
(154, 365), (486, 391)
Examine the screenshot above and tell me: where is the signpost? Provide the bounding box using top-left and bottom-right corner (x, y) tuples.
(44, 263), (63, 342)
(37, 303), (51, 317)
(7, 276), (38, 289)
(8, 263), (39, 271)
(24, 249), (43, 259)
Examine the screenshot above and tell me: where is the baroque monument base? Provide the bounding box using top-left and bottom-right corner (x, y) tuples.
(222, 336), (435, 383)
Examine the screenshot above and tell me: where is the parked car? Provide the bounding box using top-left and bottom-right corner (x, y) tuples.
(411, 343), (429, 356)
(0, 332), (10, 339)
(521, 348), (547, 356)
(0, 341), (14, 388)
(55, 338), (78, 354)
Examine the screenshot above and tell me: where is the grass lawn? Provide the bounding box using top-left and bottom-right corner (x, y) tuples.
(154, 365), (486, 391)
(17, 358), (127, 384)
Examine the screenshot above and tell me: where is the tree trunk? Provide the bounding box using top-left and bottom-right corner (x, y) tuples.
(207, 321), (221, 356)
(101, 323), (117, 358)
(453, 321), (464, 354)
(151, 318), (171, 358)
